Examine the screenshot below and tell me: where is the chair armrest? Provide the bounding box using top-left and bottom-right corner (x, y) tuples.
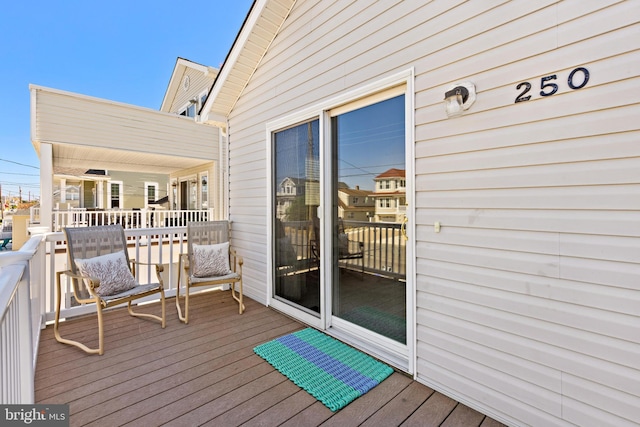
(130, 259), (163, 269)
(129, 259), (164, 278)
(59, 269), (101, 290)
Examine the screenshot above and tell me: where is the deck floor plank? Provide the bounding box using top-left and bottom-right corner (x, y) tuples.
(319, 372), (413, 426)
(35, 290), (506, 426)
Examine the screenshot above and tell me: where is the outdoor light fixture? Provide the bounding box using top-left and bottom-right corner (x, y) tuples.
(444, 82), (476, 118)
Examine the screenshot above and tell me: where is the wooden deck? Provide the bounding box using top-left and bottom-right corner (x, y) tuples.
(35, 290), (506, 427)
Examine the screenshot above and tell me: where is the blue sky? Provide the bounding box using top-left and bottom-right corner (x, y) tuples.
(0, 0), (254, 202)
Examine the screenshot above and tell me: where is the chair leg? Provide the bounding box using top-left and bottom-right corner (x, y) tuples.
(176, 255), (190, 324)
(175, 283), (190, 324)
(231, 280), (244, 314)
(126, 289), (166, 327)
(54, 272), (103, 355)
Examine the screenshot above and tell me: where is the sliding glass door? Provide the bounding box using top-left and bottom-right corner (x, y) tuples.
(329, 94), (407, 344)
(272, 120), (321, 316)
(269, 80), (412, 366)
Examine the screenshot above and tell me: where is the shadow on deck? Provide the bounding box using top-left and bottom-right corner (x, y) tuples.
(35, 290), (505, 426)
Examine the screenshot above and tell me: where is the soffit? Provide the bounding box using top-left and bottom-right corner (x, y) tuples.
(202, 0), (296, 120)
(51, 143), (208, 175)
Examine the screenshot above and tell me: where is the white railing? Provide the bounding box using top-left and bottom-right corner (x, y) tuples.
(51, 208), (214, 232)
(0, 235), (45, 404)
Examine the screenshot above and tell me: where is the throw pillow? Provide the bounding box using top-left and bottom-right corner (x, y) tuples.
(75, 250), (138, 297)
(192, 242), (232, 277)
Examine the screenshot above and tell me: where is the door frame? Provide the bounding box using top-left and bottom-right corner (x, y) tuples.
(266, 68), (416, 373)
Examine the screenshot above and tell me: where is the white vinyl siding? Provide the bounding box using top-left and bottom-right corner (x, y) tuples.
(171, 67), (215, 115)
(223, 1), (640, 426)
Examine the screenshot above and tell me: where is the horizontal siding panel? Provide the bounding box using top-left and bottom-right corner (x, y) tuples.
(557, 0), (639, 47)
(562, 395), (639, 427)
(415, 131), (639, 174)
(416, 208), (640, 237)
(416, 157), (640, 191)
(559, 233), (640, 264)
(417, 241), (560, 277)
(418, 291), (640, 372)
(417, 325), (561, 395)
(559, 256), (639, 290)
(415, 103), (640, 158)
(416, 306), (640, 398)
(420, 276), (639, 343)
(416, 185), (640, 210)
(562, 374), (640, 425)
(415, 341), (562, 417)
(422, 259), (640, 316)
(415, 357), (565, 427)
(424, 226), (559, 255)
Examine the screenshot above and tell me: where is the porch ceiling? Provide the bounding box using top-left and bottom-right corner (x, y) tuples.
(51, 142), (208, 175)
(31, 85), (220, 175)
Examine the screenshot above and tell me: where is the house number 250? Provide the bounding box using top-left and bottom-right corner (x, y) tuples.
(515, 67), (590, 103)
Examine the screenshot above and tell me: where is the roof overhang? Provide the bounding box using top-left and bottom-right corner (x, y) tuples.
(160, 57), (218, 112)
(31, 85), (220, 175)
(200, 0), (297, 123)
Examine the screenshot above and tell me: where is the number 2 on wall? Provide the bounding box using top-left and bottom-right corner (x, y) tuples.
(515, 67), (589, 103)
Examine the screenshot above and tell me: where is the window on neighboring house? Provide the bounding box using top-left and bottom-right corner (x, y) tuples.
(109, 182), (123, 209)
(379, 180), (390, 190)
(399, 179), (406, 188)
(145, 182), (159, 208)
(200, 91), (208, 108)
(379, 198), (390, 208)
(179, 103), (196, 117)
(352, 197), (359, 204)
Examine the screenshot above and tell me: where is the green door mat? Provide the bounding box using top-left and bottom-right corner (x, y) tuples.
(254, 328), (393, 411)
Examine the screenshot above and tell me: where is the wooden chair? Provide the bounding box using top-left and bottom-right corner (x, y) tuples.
(55, 225), (166, 355)
(176, 221), (244, 324)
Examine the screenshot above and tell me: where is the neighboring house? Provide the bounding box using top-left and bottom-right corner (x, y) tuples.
(53, 167), (169, 210)
(29, 1), (640, 426)
(337, 185), (374, 222)
(31, 56), (223, 222)
(161, 58), (220, 214)
(275, 177), (306, 221)
(371, 168), (406, 223)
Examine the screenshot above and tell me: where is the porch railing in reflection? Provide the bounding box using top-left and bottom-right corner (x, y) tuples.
(51, 208), (214, 232)
(280, 219), (406, 278)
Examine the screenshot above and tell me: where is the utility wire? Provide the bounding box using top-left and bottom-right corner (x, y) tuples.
(0, 158), (39, 169)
